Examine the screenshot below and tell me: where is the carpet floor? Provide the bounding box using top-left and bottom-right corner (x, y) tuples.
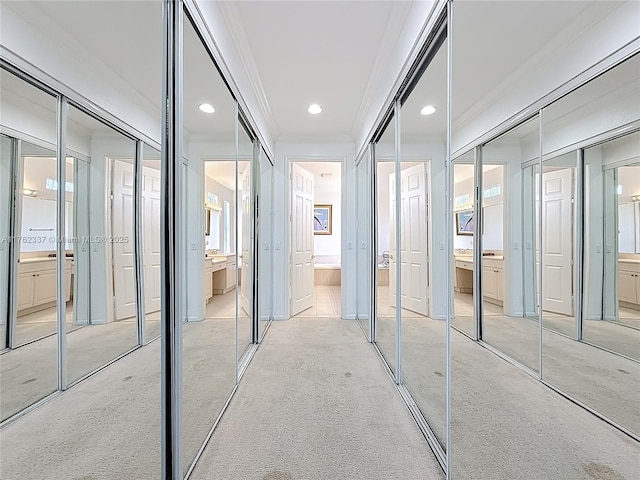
(190, 317), (444, 480)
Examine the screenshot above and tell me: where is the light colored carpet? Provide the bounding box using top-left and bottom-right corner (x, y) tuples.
(0, 320), (139, 421)
(449, 329), (640, 480)
(190, 317), (444, 480)
(0, 317), (238, 480)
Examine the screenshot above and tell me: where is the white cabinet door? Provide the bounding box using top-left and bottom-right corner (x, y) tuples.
(204, 266), (213, 302)
(226, 261), (236, 291)
(16, 273), (35, 311)
(483, 266), (499, 300)
(618, 271), (638, 304)
(291, 164), (314, 316)
(32, 269), (57, 305)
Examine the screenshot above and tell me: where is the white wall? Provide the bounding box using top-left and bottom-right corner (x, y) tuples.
(314, 186), (342, 262)
(1, 3), (162, 146)
(451, 2), (640, 154)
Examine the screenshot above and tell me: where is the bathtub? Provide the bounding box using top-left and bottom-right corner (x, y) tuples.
(314, 264), (341, 286)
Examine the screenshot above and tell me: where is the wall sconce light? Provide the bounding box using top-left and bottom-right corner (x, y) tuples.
(631, 194), (640, 203)
(23, 189), (38, 197)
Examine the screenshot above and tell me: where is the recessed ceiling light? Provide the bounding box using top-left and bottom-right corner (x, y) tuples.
(199, 103), (215, 114)
(307, 104), (323, 115)
(420, 105), (437, 116)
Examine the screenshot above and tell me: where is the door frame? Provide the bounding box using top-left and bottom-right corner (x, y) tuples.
(286, 156), (346, 319)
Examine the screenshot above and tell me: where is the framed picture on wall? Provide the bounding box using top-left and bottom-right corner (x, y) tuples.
(456, 210), (474, 236)
(314, 204), (332, 235)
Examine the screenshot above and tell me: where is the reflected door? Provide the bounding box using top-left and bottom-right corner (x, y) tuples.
(143, 165), (161, 313)
(541, 168), (573, 316)
(112, 160), (136, 320)
(291, 163), (314, 316)
(240, 164), (252, 316)
(400, 163), (429, 316)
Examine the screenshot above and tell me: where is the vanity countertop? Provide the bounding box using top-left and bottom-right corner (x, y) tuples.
(18, 257), (73, 264)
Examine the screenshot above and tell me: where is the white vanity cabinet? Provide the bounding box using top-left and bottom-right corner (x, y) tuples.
(204, 260), (213, 303)
(618, 260), (640, 308)
(212, 254), (236, 295)
(482, 257), (504, 304)
(16, 258), (72, 314)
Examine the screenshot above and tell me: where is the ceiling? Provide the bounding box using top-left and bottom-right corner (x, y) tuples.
(1, 0), (633, 149)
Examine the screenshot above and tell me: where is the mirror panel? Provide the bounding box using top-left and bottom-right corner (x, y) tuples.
(65, 105), (139, 384)
(540, 52), (640, 438)
(182, 11), (238, 474)
(482, 116), (540, 373)
(0, 68), (59, 421)
(399, 37), (447, 450)
(375, 117), (397, 374)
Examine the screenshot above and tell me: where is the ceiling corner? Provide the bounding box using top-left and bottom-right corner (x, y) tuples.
(217, 1), (280, 140)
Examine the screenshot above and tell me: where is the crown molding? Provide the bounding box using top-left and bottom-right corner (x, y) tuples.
(217, 1), (280, 140)
(350, 2), (413, 140)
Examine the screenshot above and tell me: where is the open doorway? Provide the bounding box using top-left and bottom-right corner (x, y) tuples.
(290, 161), (342, 318)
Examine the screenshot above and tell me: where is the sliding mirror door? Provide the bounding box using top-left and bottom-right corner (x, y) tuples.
(374, 116), (397, 375)
(540, 52), (640, 439)
(482, 116), (540, 373)
(399, 31), (447, 453)
(182, 11), (238, 473)
(65, 105), (138, 384)
(237, 118), (254, 359)
(0, 68), (59, 421)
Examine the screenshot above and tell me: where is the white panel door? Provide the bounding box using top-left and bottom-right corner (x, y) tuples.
(240, 165), (252, 316)
(389, 172), (397, 306)
(541, 168), (573, 316)
(112, 160), (136, 320)
(143, 165), (161, 313)
(400, 163), (429, 316)
(291, 163), (314, 316)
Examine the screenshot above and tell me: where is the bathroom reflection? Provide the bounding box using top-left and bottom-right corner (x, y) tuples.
(0, 68), (60, 421)
(452, 151), (475, 338)
(482, 116), (540, 373)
